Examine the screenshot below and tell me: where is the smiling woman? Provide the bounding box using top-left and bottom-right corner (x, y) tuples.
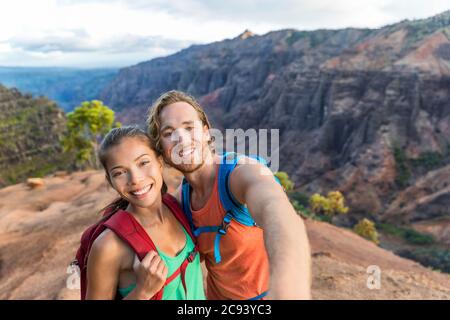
(73, 125), (206, 300)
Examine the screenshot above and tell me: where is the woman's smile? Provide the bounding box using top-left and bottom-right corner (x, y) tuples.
(129, 183), (153, 199)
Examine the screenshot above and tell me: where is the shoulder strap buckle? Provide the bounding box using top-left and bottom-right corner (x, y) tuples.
(187, 249), (197, 263)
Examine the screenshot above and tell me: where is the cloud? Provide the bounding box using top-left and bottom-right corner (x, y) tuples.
(65, 0), (450, 30)
(1, 0), (449, 67)
(7, 29), (191, 54)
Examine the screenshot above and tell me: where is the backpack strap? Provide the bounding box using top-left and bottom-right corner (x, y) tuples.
(162, 193), (199, 297)
(104, 210), (157, 261)
(180, 152), (273, 264)
(103, 210), (165, 299)
(163, 193), (197, 243)
(104, 197), (198, 300)
(218, 152), (265, 226)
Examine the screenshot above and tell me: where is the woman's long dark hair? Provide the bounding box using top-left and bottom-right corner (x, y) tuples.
(98, 125), (167, 215)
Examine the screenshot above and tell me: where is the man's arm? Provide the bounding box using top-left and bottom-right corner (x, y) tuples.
(229, 159), (311, 299)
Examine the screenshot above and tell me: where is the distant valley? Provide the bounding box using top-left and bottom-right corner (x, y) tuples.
(0, 67), (118, 111)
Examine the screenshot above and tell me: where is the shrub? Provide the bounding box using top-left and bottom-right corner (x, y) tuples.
(354, 218), (380, 245)
(309, 191), (349, 217)
(411, 151), (443, 170)
(288, 191), (310, 207)
(393, 146), (410, 188)
(274, 171), (294, 191)
(377, 223), (435, 245)
(397, 247), (450, 274)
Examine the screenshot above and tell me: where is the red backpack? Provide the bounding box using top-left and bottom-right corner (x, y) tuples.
(72, 193), (198, 300)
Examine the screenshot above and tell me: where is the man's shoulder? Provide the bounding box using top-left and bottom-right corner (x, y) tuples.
(232, 156), (272, 182)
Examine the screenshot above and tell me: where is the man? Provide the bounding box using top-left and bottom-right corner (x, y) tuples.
(147, 90), (311, 300)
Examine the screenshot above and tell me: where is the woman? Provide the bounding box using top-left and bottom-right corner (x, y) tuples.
(84, 126), (205, 300)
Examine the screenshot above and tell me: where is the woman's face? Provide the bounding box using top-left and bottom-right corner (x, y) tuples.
(105, 137), (163, 209)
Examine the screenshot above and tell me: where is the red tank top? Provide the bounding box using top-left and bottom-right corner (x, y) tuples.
(189, 165), (269, 300)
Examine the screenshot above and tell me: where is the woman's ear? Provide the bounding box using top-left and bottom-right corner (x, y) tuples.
(158, 155), (164, 170)
(105, 174), (113, 188)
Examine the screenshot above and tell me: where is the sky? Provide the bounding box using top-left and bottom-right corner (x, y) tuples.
(0, 0), (449, 68)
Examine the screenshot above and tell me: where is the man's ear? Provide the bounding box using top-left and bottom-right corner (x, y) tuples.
(203, 124), (212, 142)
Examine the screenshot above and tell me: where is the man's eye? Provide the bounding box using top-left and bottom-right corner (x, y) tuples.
(162, 131), (172, 138)
(112, 171), (122, 177)
(186, 126), (193, 131)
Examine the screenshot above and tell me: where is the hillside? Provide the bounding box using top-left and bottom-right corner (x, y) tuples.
(0, 170), (448, 300)
(0, 85), (71, 187)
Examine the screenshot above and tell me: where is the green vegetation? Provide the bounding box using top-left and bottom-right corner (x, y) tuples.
(288, 191), (310, 207)
(286, 31), (308, 46)
(285, 30), (333, 48)
(2, 152), (73, 185)
(393, 146), (411, 188)
(392, 146), (446, 189)
(288, 188), (348, 223)
(291, 200), (332, 223)
(0, 87), (75, 186)
(61, 100), (120, 168)
(275, 171), (294, 191)
(397, 247), (450, 274)
(309, 191), (349, 217)
(354, 218), (380, 245)
(378, 223), (435, 245)
(410, 151), (443, 170)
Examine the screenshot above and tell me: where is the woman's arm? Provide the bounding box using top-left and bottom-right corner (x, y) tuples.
(86, 231), (168, 300)
(85, 230), (123, 300)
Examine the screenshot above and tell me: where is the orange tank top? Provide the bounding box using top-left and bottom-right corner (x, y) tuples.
(189, 164), (269, 300)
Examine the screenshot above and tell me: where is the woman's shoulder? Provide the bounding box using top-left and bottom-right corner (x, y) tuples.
(89, 229), (133, 266)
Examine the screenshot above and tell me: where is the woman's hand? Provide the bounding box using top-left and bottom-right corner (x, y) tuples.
(132, 250), (168, 299)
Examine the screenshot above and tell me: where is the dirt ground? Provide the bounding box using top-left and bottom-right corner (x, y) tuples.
(0, 170), (449, 300)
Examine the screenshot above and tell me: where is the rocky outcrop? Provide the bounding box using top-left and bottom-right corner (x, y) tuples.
(0, 85), (70, 187)
(100, 11), (450, 225)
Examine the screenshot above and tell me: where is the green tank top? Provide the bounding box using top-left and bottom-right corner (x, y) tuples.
(118, 226), (205, 300)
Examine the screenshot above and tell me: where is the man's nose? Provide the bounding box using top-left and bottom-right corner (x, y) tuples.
(174, 128), (191, 143)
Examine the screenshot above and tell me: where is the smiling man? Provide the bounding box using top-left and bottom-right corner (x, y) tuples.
(147, 90), (311, 300)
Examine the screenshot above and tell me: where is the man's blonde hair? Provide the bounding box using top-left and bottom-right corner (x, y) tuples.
(147, 90), (213, 153)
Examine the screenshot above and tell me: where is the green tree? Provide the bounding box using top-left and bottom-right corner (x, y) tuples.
(274, 171), (294, 191)
(309, 191), (349, 218)
(354, 218), (380, 245)
(61, 100), (120, 168)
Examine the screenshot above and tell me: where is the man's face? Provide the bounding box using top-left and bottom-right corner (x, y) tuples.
(159, 102), (211, 173)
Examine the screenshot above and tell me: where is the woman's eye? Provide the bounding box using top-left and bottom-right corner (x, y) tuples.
(186, 126), (193, 131)
(162, 131), (172, 138)
(141, 160), (150, 166)
(112, 171), (122, 177)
